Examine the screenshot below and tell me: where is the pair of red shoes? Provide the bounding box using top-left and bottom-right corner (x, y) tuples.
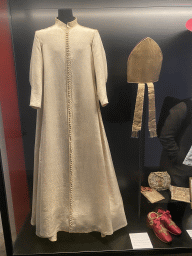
(147, 208), (182, 243)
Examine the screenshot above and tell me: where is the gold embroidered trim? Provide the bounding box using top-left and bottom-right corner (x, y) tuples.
(147, 82), (157, 138)
(66, 27), (73, 231)
(149, 220), (154, 226)
(131, 83), (145, 138)
(169, 219), (177, 228)
(158, 224), (168, 235)
(131, 83), (157, 138)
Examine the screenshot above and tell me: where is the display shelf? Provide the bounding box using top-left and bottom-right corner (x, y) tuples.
(13, 192), (192, 255)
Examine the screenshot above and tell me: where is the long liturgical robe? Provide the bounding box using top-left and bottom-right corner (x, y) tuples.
(29, 17), (127, 242)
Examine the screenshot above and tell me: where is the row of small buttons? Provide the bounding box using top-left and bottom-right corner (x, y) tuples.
(66, 27), (74, 231)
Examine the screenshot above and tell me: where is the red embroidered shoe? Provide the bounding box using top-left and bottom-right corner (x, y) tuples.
(147, 211), (172, 243)
(157, 209), (182, 236)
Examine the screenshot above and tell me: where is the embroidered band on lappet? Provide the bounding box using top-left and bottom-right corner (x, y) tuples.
(147, 82), (157, 138)
(131, 83), (145, 138)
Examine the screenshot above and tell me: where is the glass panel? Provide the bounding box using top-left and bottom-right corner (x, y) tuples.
(2, 1), (192, 253)
(0, 214), (6, 256)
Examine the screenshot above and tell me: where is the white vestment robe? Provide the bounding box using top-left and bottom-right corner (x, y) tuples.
(29, 17), (127, 242)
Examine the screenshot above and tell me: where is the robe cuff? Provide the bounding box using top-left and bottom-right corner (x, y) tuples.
(30, 105), (41, 109)
(29, 93), (41, 109)
(100, 96), (109, 107)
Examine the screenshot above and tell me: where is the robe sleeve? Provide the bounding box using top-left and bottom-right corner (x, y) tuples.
(92, 30), (108, 107)
(29, 31), (43, 109)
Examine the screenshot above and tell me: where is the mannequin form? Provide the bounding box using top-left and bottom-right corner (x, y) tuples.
(159, 97), (192, 188)
(57, 9), (75, 24)
(158, 96), (192, 220)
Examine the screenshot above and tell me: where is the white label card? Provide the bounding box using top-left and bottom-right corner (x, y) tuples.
(187, 230), (192, 238)
(129, 232), (153, 249)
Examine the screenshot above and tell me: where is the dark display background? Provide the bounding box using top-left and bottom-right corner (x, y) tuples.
(7, 0), (192, 254)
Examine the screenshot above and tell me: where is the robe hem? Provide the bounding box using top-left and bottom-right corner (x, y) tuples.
(31, 221), (128, 241)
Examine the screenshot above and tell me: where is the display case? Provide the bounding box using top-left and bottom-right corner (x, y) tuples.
(1, 0), (192, 255)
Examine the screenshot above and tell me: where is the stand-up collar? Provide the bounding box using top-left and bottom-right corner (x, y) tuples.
(55, 17), (78, 28)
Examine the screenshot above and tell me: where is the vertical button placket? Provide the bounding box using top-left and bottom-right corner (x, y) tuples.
(66, 25), (73, 231)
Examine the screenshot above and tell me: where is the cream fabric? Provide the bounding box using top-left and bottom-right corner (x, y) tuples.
(29, 17), (127, 241)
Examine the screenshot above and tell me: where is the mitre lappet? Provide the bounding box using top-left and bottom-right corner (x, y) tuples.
(127, 37), (163, 138)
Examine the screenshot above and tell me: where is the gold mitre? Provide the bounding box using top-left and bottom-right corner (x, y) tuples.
(127, 37), (163, 83)
(127, 37), (163, 138)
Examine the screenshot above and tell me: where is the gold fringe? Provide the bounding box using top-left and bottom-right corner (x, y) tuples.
(131, 130), (140, 138)
(149, 130), (157, 138)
